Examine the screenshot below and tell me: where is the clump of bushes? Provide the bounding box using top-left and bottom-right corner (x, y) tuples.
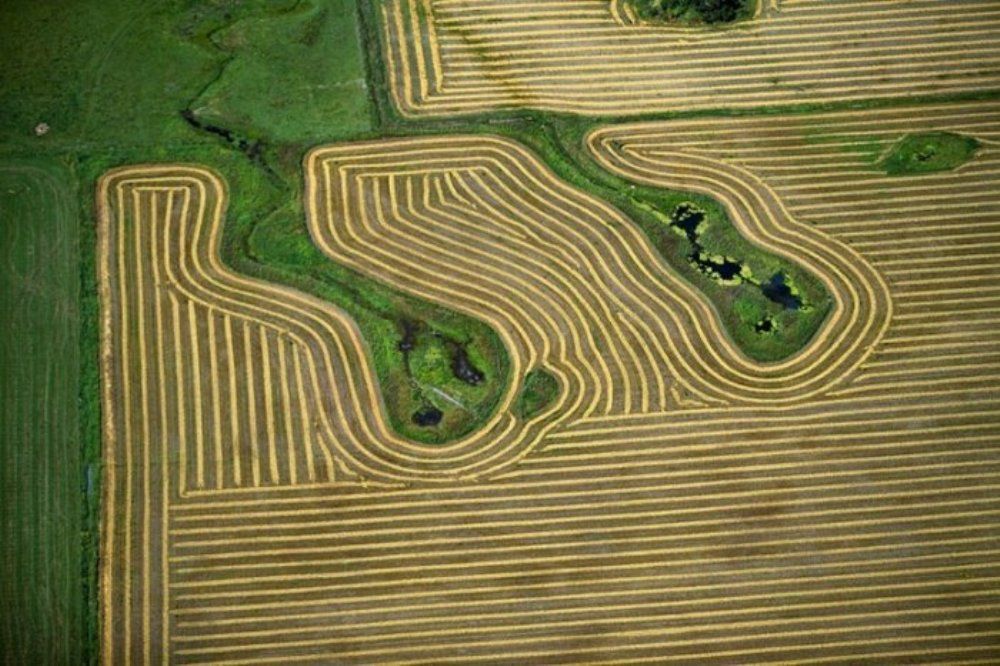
(629, 0), (753, 25)
(515, 368), (560, 419)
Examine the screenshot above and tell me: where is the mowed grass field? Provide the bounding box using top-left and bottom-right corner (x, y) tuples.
(0, 158), (82, 663)
(0, 0), (372, 150)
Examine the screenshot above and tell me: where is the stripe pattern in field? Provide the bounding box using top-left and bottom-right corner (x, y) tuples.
(1, 161), (82, 663)
(101, 101), (1000, 663)
(381, 0), (1000, 116)
(588, 99), (1000, 405)
(305, 135), (888, 411)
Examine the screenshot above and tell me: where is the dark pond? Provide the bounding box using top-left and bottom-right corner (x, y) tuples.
(671, 204), (744, 282)
(450, 345), (484, 385)
(671, 203), (703, 243)
(761, 272), (802, 310)
(398, 319), (417, 352)
(667, 203), (804, 312)
(691, 252), (743, 281)
(397, 320), (484, 427)
(412, 405), (443, 426)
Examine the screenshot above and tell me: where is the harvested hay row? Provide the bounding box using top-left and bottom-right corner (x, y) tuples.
(382, 0), (1000, 116)
(304, 135), (887, 406)
(99, 102), (999, 662)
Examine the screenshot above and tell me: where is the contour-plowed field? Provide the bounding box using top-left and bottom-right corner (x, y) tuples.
(381, 0), (1000, 116)
(100, 100), (1000, 663)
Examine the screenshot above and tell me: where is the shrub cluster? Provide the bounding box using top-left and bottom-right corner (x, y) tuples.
(630, 0), (751, 25)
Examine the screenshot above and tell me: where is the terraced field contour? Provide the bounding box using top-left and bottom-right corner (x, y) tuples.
(99, 101), (1000, 662)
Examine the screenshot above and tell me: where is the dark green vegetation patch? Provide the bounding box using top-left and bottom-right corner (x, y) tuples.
(515, 368), (561, 420)
(878, 131), (980, 176)
(628, 0), (755, 25)
(627, 194), (831, 362)
(0, 158), (83, 664)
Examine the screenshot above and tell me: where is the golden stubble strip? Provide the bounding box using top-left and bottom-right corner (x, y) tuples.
(380, 0), (1000, 117)
(98, 100), (1000, 663)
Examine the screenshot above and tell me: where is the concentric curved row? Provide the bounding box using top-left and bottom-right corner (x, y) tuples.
(97, 166), (581, 491)
(98, 133), (888, 502)
(102, 101), (1000, 664)
(381, 0), (1000, 116)
(586, 128), (893, 394)
(306, 134), (887, 410)
(584, 100), (1000, 412)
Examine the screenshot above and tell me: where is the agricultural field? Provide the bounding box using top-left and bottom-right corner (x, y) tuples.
(381, 0), (1000, 116)
(99, 99), (1000, 664)
(0, 158), (83, 664)
(3, 0), (1000, 663)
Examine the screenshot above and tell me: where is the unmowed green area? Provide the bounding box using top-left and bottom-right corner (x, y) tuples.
(802, 128), (980, 176)
(631, 195), (829, 360)
(628, 0), (755, 25)
(515, 368), (561, 420)
(878, 131), (980, 175)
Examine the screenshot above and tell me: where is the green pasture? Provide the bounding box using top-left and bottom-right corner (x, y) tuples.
(0, 159), (82, 664)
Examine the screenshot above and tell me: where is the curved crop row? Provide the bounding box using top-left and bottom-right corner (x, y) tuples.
(99, 101), (1000, 663)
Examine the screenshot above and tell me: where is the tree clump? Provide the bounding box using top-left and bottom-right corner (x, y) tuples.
(629, 0), (754, 25)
